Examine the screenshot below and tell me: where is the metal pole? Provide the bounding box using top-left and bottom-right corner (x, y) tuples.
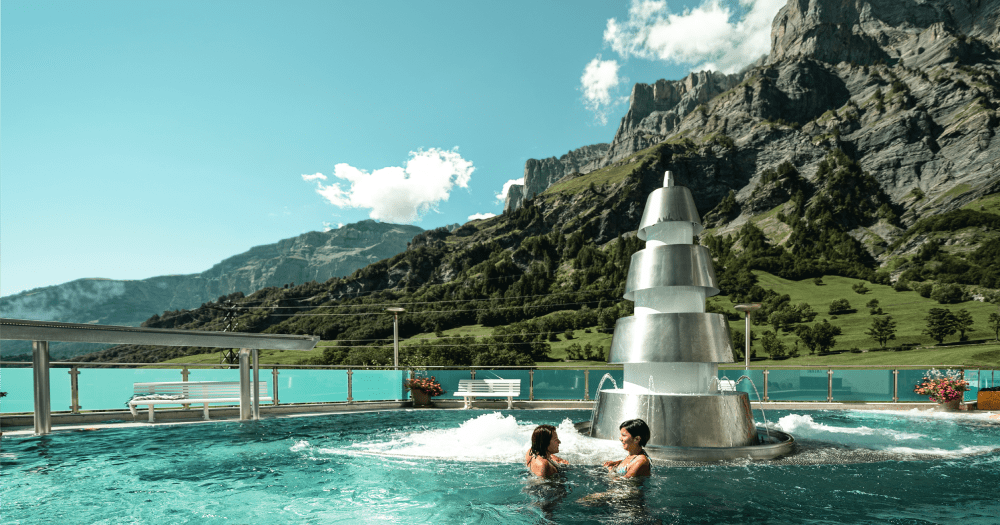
(252, 348), (260, 421)
(32, 340), (51, 435)
(393, 313), (399, 369)
(584, 369), (590, 401)
(69, 366), (81, 413)
(272, 367), (280, 406)
(745, 312), (751, 370)
(239, 348), (251, 420)
(893, 369), (899, 403)
(529, 369), (534, 401)
(346, 369), (353, 403)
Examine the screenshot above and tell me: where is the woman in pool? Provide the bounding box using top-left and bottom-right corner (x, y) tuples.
(525, 424), (569, 477)
(602, 419), (651, 478)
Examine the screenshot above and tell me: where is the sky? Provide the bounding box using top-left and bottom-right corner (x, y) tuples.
(1, 0), (786, 297)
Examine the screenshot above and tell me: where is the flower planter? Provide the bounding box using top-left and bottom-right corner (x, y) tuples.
(411, 389), (432, 408)
(978, 390), (1000, 411)
(935, 399), (961, 411)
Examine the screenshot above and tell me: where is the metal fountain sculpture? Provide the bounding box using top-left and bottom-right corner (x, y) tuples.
(579, 171), (793, 461)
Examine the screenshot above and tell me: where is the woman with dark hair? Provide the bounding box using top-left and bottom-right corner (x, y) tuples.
(602, 419), (651, 478)
(525, 424), (569, 477)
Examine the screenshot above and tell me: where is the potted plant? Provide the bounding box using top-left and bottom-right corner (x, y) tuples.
(404, 376), (444, 407)
(913, 369), (969, 411)
(978, 386), (1000, 410)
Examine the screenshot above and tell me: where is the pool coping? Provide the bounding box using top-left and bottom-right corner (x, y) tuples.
(2, 399), (992, 438)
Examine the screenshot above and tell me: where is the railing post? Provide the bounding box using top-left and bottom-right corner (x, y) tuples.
(584, 369), (590, 401)
(827, 369), (834, 403)
(272, 367), (280, 406)
(69, 366), (81, 413)
(181, 367), (191, 409)
(346, 369), (354, 403)
(32, 341), (52, 435)
(252, 349), (260, 421)
(471, 369), (476, 380)
(238, 348), (251, 420)
(763, 368), (769, 402)
(529, 369), (535, 401)
(893, 369), (899, 403)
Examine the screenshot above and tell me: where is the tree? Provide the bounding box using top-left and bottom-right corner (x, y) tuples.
(761, 330), (787, 358)
(795, 325), (818, 354)
(829, 298), (853, 315)
(813, 277), (824, 286)
(931, 283), (966, 304)
(989, 313), (1000, 341)
(866, 298), (883, 315)
(923, 308), (957, 344)
(852, 282), (870, 294)
(953, 309), (975, 341)
(597, 308), (616, 333)
(813, 319), (843, 353)
(865, 315), (898, 350)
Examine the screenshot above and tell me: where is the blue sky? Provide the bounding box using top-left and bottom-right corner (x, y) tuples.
(1, 0), (784, 296)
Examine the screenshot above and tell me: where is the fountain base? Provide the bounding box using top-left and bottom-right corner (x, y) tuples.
(589, 390), (761, 447)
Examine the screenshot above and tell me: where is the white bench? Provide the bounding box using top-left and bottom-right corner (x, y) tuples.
(129, 381), (271, 422)
(454, 379), (520, 409)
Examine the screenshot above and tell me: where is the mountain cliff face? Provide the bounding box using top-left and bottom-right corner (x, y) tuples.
(506, 0), (1000, 229)
(0, 220), (421, 357)
(503, 144), (610, 213)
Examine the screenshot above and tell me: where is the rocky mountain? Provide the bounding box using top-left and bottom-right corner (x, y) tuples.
(507, 0), (1000, 231)
(0, 220), (421, 358)
(503, 144), (610, 213)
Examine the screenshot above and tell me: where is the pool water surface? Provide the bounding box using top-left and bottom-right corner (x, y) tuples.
(2, 409), (998, 524)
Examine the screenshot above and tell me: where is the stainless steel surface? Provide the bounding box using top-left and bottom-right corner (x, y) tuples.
(589, 390), (758, 447)
(733, 304), (761, 370)
(576, 420), (794, 462)
(0, 318), (319, 350)
(609, 313), (735, 363)
(623, 245), (719, 298)
(239, 349), (251, 420)
(252, 349), (261, 421)
(32, 341), (51, 435)
(69, 367), (81, 413)
(636, 186), (703, 240)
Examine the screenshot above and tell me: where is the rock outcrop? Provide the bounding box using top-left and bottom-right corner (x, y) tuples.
(503, 144), (610, 213)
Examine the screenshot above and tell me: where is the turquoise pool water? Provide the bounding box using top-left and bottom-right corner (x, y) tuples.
(2, 409), (998, 524)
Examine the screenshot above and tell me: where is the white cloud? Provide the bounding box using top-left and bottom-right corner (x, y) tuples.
(321, 221), (344, 232)
(496, 178), (525, 201)
(581, 56), (624, 125)
(306, 148), (474, 224)
(602, 0), (783, 74)
(468, 212), (496, 221)
(302, 173), (327, 182)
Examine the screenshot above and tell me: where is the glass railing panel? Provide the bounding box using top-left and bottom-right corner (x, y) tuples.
(897, 369), (932, 402)
(418, 370), (472, 401)
(832, 370), (893, 402)
(480, 370), (531, 399)
(718, 369), (765, 399)
(589, 369), (623, 400)
(352, 370), (406, 401)
(533, 370), (585, 400)
(767, 370), (829, 401)
(276, 369), (348, 404)
(0, 367), (35, 413)
(80, 368), (191, 412)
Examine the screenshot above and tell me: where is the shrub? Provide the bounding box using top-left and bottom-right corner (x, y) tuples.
(931, 283), (966, 304)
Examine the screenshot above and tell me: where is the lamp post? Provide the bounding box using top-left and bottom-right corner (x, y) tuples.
(386, 307), (405, 369)
(733, 303), (761, 370)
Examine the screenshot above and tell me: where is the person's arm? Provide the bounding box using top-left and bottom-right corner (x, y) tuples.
(602, 459), (622, 470)
(620, 455), (651, 478)
(550, 454), (569, 465)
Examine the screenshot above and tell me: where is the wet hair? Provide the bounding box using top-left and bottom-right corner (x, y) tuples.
(530, 425), (557, 457)
(620, 419), (651, 447)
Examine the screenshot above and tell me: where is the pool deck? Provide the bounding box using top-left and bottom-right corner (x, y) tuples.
(2, 399), (994, 438)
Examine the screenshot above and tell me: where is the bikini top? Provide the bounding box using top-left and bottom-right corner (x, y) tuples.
(615, 450), (650, 476)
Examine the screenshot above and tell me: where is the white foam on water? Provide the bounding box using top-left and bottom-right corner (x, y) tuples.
(295, 412), (622, 464)
(772, 414), (926, 441)
(883, 445), (999, 458)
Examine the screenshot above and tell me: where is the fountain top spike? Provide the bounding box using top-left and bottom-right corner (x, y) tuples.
(663, 171), (674, 188)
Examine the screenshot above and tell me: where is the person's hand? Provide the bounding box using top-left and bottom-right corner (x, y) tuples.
(602, 460), (620, 468)
(552, 454), (569, 465)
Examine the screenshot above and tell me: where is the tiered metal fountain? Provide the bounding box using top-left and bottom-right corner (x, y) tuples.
(578, 172), (794, 461)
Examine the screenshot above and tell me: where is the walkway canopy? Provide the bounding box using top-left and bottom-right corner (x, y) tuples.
(0, 318), (319, 435)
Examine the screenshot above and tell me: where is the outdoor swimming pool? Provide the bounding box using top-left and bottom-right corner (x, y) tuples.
(2, 409), (998, 524)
